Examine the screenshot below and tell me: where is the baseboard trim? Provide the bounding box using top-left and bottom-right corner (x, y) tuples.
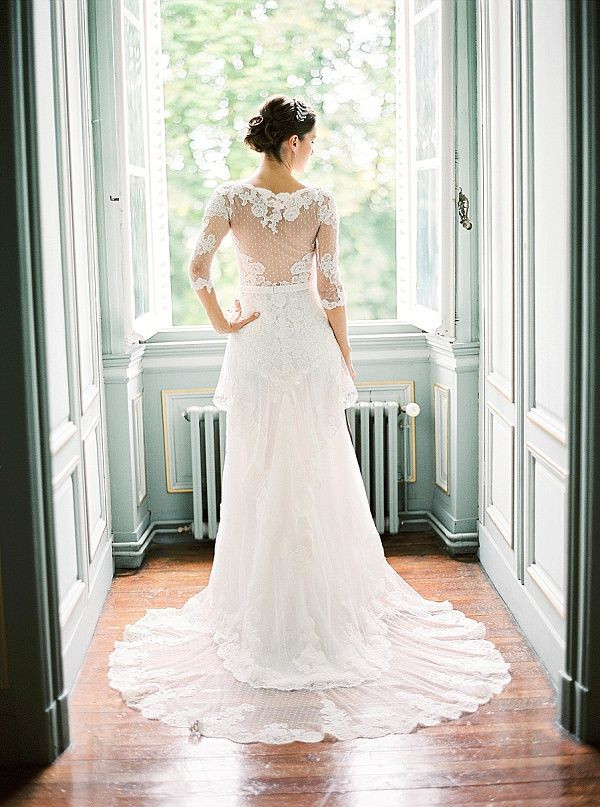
(399, 509), (479, 554)
(111, 511), (479, 568)
(478, 520), (565, 692)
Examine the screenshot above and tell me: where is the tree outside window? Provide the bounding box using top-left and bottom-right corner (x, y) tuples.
(160, 0), (397, 326)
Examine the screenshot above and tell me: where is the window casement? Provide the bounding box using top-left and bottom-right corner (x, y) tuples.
(104, 0), (458, 344)
(113, 0), (171, 344)
(397, 0), (457, 339)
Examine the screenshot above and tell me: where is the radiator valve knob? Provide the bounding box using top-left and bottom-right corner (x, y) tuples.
(403, 402), (420, 417)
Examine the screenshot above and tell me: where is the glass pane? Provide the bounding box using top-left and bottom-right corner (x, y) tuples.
(130, 174), (149, 318)
(416, 167), (439, 310)
(160, 0), (397, 324)
(125, 17), (145, 167)
(414, 0), (433, 13)
(124, 0), (140, 17)
(414, 9), (438, 161)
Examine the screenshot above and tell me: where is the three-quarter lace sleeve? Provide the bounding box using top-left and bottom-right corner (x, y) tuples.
(188, 185), (231, 294)
(315, 190), (346, 309)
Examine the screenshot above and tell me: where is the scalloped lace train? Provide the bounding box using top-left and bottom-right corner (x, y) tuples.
(108, 283), (511, 743)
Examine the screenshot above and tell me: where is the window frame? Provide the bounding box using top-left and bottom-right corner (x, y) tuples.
(113, 0), (172, 345)
(142, 318), (424, 345)
(397, 0), (457, 339)
(94, 0), (460, 350)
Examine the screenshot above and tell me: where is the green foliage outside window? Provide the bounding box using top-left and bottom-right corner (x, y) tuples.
(161, 0), (396, 325)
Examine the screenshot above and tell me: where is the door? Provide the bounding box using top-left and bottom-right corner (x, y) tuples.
(477, 0), (568, 686)
(34, 0), (113, 690)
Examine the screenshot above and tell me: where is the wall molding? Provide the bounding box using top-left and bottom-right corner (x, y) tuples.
(433, 383), (450, 494)
(111, 511), (480, 570)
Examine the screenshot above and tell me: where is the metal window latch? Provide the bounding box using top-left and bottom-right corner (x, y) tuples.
(457, 186), (472, 230)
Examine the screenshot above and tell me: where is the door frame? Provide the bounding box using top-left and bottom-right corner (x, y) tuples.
(1, 0), (599, 766)
(560, 0), (600, 744)
(0, 0), (70, 765)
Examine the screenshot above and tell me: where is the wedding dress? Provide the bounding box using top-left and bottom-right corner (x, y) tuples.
(108, 181), (512, 743)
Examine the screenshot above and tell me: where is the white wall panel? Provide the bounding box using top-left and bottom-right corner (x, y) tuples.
(486, 406), (514, 546)
(34, 0), (71, 436)
(487, 0), (514, 398)
(33, 0), (113, 693)
(83, 422), (105, 558)
(64, 0), (98, 412)
(528, 450), (566, 613)
(53, 472), (80, 602)
(530, 0), (568, 435)
(433, 384), (449, 494)
(478, 0), (568, 687)
(132, 392), (147, 505)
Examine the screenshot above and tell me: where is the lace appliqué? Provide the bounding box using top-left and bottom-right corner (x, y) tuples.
(316, 190), (337, 226)
(222, 183), (317, 234)
(205, 187), (231, 222)
(189, 703), (255, 741)
(318, 252), (346, 308)
(231, 231), (314, 287)
(108, 564), (512, 744)
(231, 231), (267, 285)
(188, 187), (231, 294)
(190, 276), (213, 292)
(190, 232), (217, 292)
(314, 190), (345, 309)
(212, 282), (357, 438)
(289, 252), (313, 283)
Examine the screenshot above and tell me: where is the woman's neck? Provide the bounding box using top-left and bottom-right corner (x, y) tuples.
(242, 159), (304, 192)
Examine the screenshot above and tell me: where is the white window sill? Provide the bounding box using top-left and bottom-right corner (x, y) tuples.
(138, 320), (430, 369)
(144, 319), (425, 345)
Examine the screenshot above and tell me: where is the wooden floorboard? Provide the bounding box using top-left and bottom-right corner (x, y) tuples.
(2, 532), (599, 806)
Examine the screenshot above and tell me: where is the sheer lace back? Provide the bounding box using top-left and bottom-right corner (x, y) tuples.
(188, 182), (346, 309)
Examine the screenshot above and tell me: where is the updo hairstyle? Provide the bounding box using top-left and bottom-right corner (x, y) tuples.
(244, 95), (316, 163)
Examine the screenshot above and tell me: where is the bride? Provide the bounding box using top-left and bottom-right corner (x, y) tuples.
(108, 94), (511, 744)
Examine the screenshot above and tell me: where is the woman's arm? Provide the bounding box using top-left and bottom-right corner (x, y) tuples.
(315, 191), (355, 378)
(324, 306), (355, 378)
(188, 186), (259, 333)
(192, 286), (259, 334)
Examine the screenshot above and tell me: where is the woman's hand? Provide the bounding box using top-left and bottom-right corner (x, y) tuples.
(341, 345), (356, 379)
(221, 299), (260, 333)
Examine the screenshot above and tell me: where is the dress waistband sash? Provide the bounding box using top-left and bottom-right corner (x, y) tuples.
(238, 279), (313, 294)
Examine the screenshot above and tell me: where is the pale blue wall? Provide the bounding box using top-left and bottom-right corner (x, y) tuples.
(104, 332), (481, 566)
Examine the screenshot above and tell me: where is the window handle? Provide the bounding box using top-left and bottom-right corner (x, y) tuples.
(457, 187), (472, 230)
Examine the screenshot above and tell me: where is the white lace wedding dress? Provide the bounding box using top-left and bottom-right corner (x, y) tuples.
(107, 181), (512, 743)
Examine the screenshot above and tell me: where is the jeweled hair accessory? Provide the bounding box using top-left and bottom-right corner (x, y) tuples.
(292, 97), (309, 122)
(248, 114), (263, 127)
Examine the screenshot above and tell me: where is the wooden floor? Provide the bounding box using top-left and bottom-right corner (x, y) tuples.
(2, 531), (600, 806)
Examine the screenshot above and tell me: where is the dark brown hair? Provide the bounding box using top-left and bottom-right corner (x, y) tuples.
(244, 95), (316, 163)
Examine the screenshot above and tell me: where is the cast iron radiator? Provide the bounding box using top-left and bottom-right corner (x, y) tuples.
(184, 400), (418, 540)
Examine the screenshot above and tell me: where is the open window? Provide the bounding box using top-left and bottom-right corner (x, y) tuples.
(105, 0), (458, 342)
(113, 0), (171, 342)
(397, 0), (456, 339)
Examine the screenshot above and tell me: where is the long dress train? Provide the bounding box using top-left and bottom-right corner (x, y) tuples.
(107, 182), (511, 743)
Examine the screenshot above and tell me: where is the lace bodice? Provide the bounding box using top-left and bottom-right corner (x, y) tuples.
(188, 181), (346, 309)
